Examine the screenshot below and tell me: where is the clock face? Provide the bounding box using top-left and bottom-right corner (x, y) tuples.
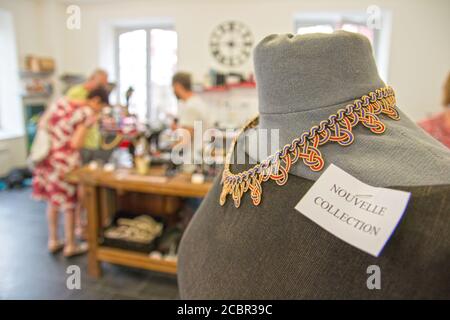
(209, 21), (253, 67)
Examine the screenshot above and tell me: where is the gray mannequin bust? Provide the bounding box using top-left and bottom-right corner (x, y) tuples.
(178, 32), (450, 299)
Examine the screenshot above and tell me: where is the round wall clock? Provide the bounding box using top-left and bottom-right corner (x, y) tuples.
(209, 21), (253, 67)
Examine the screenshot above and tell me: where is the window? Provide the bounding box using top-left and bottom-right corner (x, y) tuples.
(295, 11), (392, 81)
(0, 9), (24, 139)
(115, 27), (177, 122)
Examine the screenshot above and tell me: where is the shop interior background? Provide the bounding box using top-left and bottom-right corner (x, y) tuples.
(0, 0), (449, 175)
(0, 0), (449, 300)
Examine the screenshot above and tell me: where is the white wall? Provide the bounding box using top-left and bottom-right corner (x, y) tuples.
(60, 0), (450, 121)
(0, 0), (65, 70)
(0, 0), (449, 173)
(0, 138), (27, 175)
(0, 0), (40, 173)
(0, 0), (66, 174)
(0, 0), (42, 62)
(3, 0), (449, 121)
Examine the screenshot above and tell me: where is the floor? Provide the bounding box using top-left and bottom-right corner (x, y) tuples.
(0, 188), (179, 299)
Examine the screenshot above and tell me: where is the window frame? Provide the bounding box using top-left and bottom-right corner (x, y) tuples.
(114, 25), (176, 121)
(0, 9), (24, 140)
(294, 11), (392, 82)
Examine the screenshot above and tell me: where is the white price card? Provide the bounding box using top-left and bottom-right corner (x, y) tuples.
(295, 164), (411, 257)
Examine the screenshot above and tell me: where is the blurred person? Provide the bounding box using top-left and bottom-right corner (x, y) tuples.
(66, 69), (109, 162)
(172, 72), (209, 137)
(32, 88), (109, 257)
(172, 72), (209, 219)
(66, 69), (108, 101)
(66, 69), (109, 238)
(419, 72), (450, 148)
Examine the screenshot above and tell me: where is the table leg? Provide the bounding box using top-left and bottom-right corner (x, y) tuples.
(84, 185), (102, 278)
(99, 188), (113, 228)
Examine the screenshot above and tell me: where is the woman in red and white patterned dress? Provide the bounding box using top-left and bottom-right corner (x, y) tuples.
(419, 72), (450, 149)
(33, 88), (109, 257)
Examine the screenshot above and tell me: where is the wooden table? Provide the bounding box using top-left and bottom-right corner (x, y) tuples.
(66, 166), (212, 278)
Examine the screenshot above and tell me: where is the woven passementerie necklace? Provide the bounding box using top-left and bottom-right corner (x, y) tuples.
(220, 86), (400, 208)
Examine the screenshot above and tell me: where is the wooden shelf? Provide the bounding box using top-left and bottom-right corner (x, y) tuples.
(68, 166), (212, 278)
(66, 167), (212, 198)
(22, 93), (52, 100)
(200, 82), (256, 93)
(97, 246), (177, 275)
(20, 70), (54, 78)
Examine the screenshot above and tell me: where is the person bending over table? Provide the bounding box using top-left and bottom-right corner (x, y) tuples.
(172, 72), (209, 218)
(33, 88), (109, 257)
(419, 72), (450, 149)
(66, 69), (110, 238)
